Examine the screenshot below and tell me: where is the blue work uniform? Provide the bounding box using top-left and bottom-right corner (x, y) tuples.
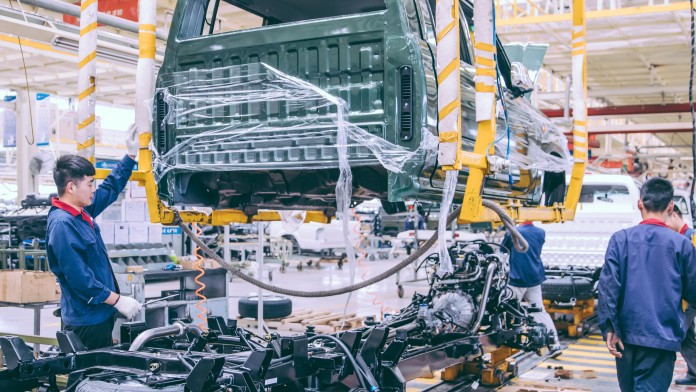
(681, 224), (694, 240)
(598, 219), (696, 391)
(46, 155), (135, 327)
(502, 223), (546, 288)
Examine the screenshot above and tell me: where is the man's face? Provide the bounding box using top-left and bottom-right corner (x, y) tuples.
(67, 176), (95, 208)
(666, 211), (683, 232)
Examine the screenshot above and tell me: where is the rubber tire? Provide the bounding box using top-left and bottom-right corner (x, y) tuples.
(397, 285), (405, 298)
(541, 277), (594, 302)
(238, 295), (292, 319)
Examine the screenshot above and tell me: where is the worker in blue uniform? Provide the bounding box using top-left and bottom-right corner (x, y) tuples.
(668, 204), (694, 239)
(668, 204), (696, 385)
(598, 177), (696, 391)
(502, 222), (562, 358)
(46, 126), (143, 350)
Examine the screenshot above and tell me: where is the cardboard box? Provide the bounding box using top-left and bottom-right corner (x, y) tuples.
(148, 224), (163, 243)
(129, 223), (149, 244)
(179, 258), (221, 270)
(100, 202), (123, 222)
(123, 199), (148, 222)
(0, 270), (60, 303)
(99, 222), (115, 244)
(130, 181), (147, 199)
(115, 223), (129, 245)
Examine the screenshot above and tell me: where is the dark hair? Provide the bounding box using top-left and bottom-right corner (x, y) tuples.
(673, 204), (684, 218)
(53, 155), (96, 196)
(640, 178), (674, 213)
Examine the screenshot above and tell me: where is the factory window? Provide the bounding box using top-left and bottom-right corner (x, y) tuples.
(180, 0), (387, 38)
(201, 0), (264, 35)
(578, 185), (630, 204)
(674, 196), (689, 216)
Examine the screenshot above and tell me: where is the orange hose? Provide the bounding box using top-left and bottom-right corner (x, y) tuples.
(351, 210), (392, 316)
(192, 223), (208, 331)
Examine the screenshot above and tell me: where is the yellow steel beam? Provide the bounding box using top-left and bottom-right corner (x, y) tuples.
(455, 0), (587, 224)
(458, 0), (497, 223)
(497, 1), (689, 26)
(563, 0), (588, 214)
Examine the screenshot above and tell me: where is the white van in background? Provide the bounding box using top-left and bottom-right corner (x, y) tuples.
(268, 218), (360, 255)
(540, 174), (642, 269)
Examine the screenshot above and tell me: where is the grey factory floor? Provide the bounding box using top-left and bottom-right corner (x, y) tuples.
(0, 256), (421, 341)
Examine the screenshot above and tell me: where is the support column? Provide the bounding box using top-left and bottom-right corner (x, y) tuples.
(77, 0), (98, 164)
(16, 90), (38, 204)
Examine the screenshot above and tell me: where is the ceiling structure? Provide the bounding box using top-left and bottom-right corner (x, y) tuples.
(496, 0), (693, 177)
(0, 0), (692, 178)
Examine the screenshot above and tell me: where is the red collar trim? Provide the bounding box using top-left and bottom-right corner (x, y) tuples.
(519, 221), (534, 226)
(52, 198), (94, 229)
(639, 218), (669, 228)
(681, 224), (689, 235)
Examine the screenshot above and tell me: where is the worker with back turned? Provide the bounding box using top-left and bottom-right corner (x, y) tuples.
(598, 178), (696, 391)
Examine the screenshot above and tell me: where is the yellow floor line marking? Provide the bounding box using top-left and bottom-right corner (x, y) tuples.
(554, 356), (617, 366)
(559, 350), (614, 361)
(539, 362), (617, 374)
(584, 335), (603, 341)
(577, 338), (606, 346)
(561, 349), (614, 358)
(563, 344), (608, 352)
(412, 377), (439, 385)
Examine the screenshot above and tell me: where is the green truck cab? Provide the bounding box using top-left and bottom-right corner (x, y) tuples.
(153, 0), (569, 215)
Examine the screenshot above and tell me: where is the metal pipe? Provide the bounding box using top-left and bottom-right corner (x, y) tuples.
(186, 324), (215, 353)
(544, 103), (693, 118)
(470, 261), (498, 333)
(563, 75), (571, 120)
(129, 322), (185, 352)
(564, 128), (693, 136)
(17, 0), (168, 40)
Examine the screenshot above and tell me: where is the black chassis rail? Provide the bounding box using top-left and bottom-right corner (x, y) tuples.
(0, 317), (549, 392)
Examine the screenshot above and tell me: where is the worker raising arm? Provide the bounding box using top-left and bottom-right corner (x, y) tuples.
(598, 177), (696, 391)
(46, 126), (142, 350)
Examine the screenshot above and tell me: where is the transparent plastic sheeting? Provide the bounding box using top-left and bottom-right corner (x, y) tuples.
(152, 63), (430, 182)
(438, 170), (458, 274)
(494, 92), (572, 172)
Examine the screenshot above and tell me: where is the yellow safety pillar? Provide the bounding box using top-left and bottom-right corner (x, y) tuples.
(458, 0), (497, 222)
(563, 0), (588, 213)
(77, 0), (98, 164)
(436, 0), (463, 171)
(135, 0), (161, 223)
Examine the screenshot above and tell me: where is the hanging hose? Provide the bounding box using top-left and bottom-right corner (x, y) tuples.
(481, 200), (529, 252)
(179, 201), (528, 298)
(192, 223), (208, 331)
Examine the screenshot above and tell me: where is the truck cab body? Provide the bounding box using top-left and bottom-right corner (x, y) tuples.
(153, 0), (569, 214)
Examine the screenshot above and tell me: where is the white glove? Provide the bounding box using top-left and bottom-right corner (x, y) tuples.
(126, 124), (140, 158)
(113, 295), (142, 320)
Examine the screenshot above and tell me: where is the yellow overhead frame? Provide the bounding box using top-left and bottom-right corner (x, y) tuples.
(96, 0), (588, 227)
(95, 139), (331, 226)
(450, 0), (587, 224)
(91, 1), (330, 227)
